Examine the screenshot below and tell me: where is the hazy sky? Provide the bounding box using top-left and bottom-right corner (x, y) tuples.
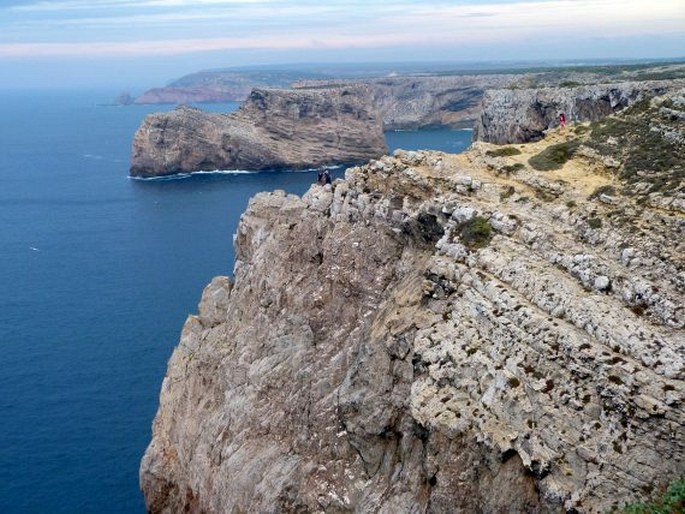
(1, 0), (684, 90)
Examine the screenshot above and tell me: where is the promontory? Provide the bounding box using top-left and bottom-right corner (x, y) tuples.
(140, 87), (684, 512)
(129, 87), (386, 178)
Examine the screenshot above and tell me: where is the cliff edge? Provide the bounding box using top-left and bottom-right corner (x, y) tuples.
(141, 91), (684, 512)
(130, 87), (387, 178)
(475, 80), (685, 144)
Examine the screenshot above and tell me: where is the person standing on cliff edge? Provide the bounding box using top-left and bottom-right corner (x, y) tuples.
(559, 112), (566, 129)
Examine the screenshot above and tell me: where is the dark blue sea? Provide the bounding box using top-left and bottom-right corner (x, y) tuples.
(0, 90), (472, 513)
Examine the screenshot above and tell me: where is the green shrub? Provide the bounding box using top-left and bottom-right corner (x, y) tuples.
(620, 478), (685, 513)
(487, 146), (522, 157)
(459, 216), (493, 249)
(501, 163), (525, 174)
(587, 217), (602, 229)
(574, 125), (590, 135)
(529, 141), (581, 171)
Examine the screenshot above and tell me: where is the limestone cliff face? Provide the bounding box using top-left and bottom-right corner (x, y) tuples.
(474, 80), (685, 144)
(296, 74), (518, 130)
(141, 98), (684, 512)
(129, 87), (386, 178)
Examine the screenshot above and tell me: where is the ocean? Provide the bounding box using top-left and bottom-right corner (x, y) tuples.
(0, 90), (472, 513)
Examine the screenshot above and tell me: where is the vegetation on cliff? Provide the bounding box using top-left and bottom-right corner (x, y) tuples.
(528, 140), (581, 171)
(619, 478), (685, 514)
(587, 97), (685, 197)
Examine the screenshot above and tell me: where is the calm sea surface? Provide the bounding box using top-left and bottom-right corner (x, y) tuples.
(0, 90), (472, 513)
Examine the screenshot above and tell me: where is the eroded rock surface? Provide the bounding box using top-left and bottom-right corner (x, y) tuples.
(130, 87), (386, 178)
(141, 105), (684, 512)
(475, 80), (685, 144)
(296, 74), (518, 130)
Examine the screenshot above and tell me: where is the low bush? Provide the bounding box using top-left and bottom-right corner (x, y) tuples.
(528, 140), (581, 171)
(587, 217), (602, 229)
(459, 216), (493, 249)
(501, 163), (525, 174)
(487, 146), (522, 157)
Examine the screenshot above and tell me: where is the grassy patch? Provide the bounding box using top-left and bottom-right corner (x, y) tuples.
(619, 479), (685, 514)
(501, 163), (525, 174)
(487, 146), (522, 157)
(458, 216), (493, 249)
(574, 125), (590, 135)
(587, 217), (602, 229)
(529, 140), (581, 171)
(586, 98), (684, 197)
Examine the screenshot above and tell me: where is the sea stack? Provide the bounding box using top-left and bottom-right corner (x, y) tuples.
(130, 87), (387, 178)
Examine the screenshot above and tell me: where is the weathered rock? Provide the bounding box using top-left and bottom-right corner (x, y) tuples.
(130, 87), (387, 178)
(141, 107), (684, 512)
(474, 80), (685, 144)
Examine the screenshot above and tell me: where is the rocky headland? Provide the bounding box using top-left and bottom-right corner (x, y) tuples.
(130, 87), (386, 178)
(134, 62), (685, 133)
(135, 69), (330, 104)
(140, 89), (684, 512)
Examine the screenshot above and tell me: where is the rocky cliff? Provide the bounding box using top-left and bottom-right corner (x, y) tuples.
(130, 87), (386, 178)
(474, 80), (685, 144)
(140, 92), (684, 512)
(295, 75), (518, 130)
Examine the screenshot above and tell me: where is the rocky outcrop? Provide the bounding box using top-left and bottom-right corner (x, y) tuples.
(130, 87), (386, 178)
(141, 99), (684, 512)
(474, 80), (685, 144)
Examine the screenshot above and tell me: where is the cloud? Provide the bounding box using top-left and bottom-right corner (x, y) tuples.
(1, 0), (683, 58)
(11, 0), (268, 11)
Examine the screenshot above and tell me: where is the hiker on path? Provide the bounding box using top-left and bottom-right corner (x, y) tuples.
(559, 112), (566, 129)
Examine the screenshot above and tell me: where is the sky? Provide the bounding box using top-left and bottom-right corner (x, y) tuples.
(0, 0), (684, 90)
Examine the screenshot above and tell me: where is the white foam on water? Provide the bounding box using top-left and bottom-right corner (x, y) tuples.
(128, 166), (340, 181)
(128, 169), (259, 181)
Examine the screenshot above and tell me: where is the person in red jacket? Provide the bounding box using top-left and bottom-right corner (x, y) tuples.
(559, 112), (566, 129)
